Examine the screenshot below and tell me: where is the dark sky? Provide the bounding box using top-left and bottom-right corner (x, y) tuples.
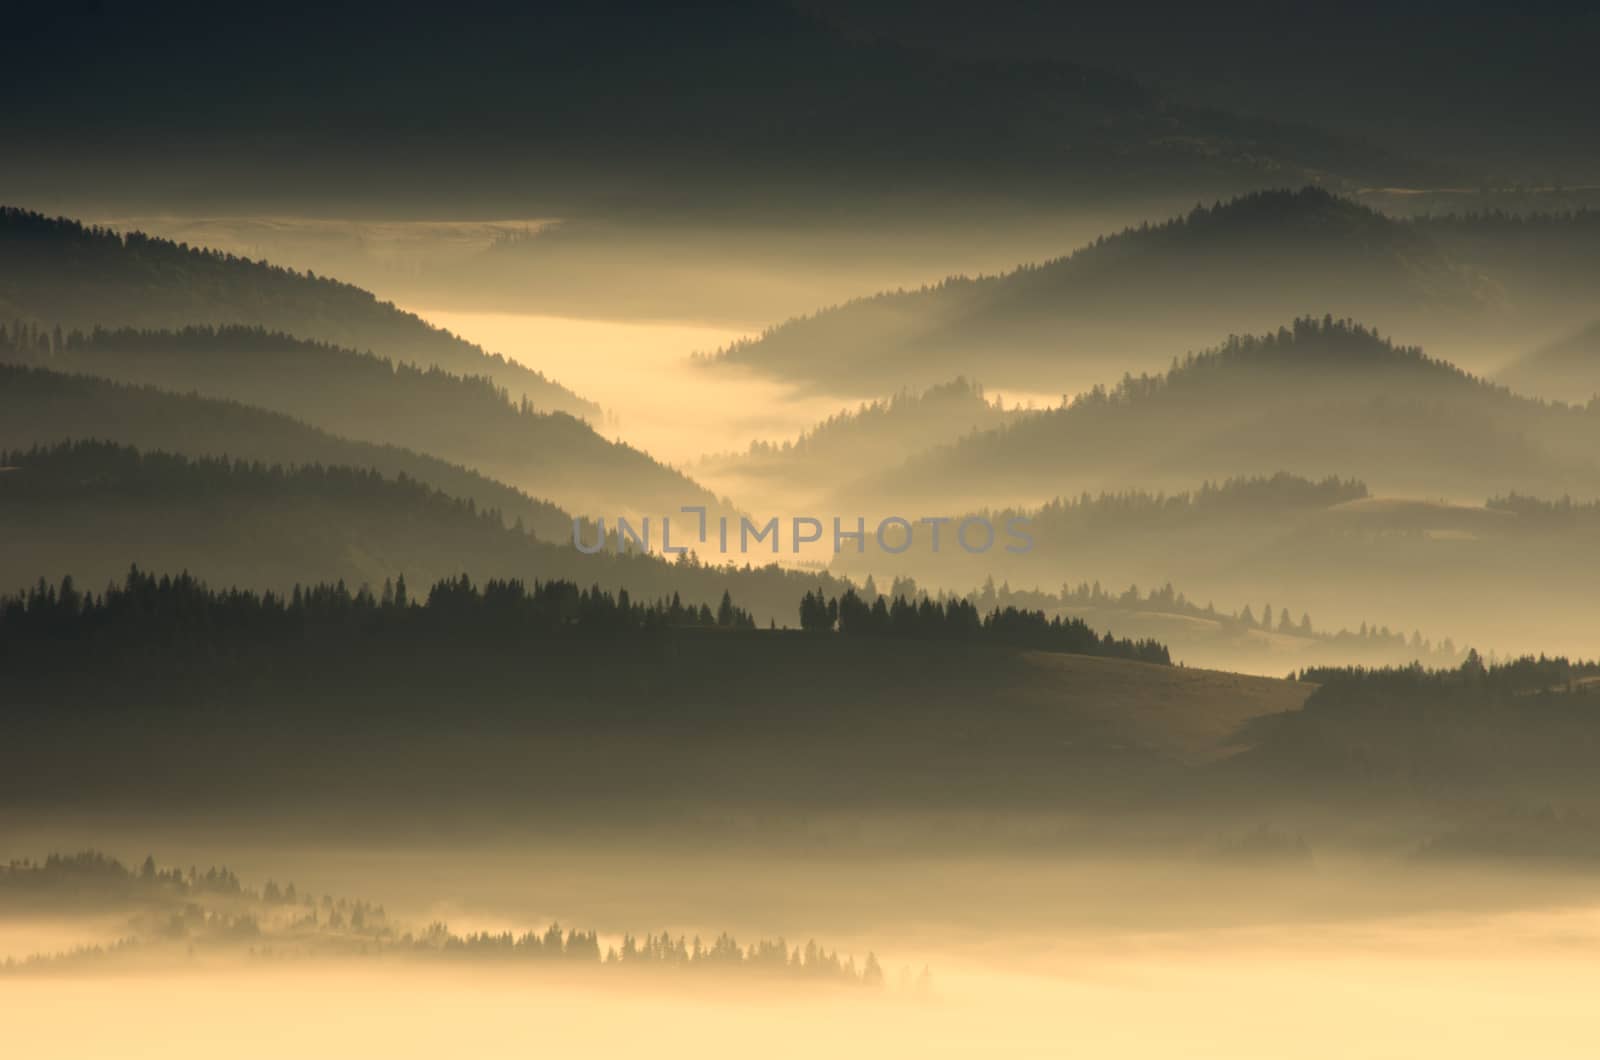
(6, 1), (1595, 213)
(809, 1), (1600, 175)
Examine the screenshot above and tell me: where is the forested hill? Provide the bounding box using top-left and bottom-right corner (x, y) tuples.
(835, 318), (1600, 511)
(0, 364), (577, 535)
(703, 188), (1491, 394)
(1231, 656), (1600, 811)
(0, 354), (717, 519)
(0, 438), (851, 628)
(723, 378), (1015, 463)
(0, 570), (1165, 668)
(0, 567), (1290, 817)
(0, 207), (597, 419)
(696, 377), (1021, 504)
(830, 472), (1373, 588)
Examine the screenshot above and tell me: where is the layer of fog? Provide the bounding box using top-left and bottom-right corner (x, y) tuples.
(410, 309), (808, 470)
(412, 309), (1061, 506)
(11, 942), (1600, 1059)
(84, 208), (1142, 328)
(10, 827), (1600, 1058)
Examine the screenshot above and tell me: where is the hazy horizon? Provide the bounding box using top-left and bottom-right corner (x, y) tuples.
(5, 5), (1599, 1057)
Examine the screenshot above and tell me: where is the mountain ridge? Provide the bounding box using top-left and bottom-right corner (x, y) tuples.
(0, 206), (598, 419)
(829, 317), (1600, 511)
(701, 188), (1526, 394)
(0, 325), (716, 518)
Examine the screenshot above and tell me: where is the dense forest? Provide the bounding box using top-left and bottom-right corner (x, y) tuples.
(1293, 654), (1600, 714)
(0, 441), (1469, 675)
(0, 567), (1231, 815)
(0, 569), (1176, 670)
(796, 588), (1171, 664)
(0, 208), (596, 418)
(0, 323), (713, 517)
(0, 568), (756, 654)
(1232, 654), (1600, 806)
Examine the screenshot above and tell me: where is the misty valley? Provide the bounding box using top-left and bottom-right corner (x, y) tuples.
(5, 4), (1600, 1056)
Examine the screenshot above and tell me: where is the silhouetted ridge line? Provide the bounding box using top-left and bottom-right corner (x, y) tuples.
(796, 588), (1171, 665)
(0, 206), (597, 418)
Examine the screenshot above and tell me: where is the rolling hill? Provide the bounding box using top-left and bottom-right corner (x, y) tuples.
(0, 586), (1308, 815)
(695, 377), (1020, 507)
(0, 364), (578, 537)
(827, 469), (1600, 664)
(0, 336), (715, 518)
(832, 317), (1600, 513)
(704, 188), (1504, 395)
(0, 207), (598, 419)
(0, 438), (848, 628)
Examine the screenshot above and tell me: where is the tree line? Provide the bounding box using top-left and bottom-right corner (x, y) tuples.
(727, 376), (1013, 462)
(0, 851), (883, 985)
(0, 320), (534, 420)
(1, 566), (1172, 667)
(0, 315), (716, 517)
(0, 567), (755, 652)
(1293, 652), (1600, 716)
(1036, 579), (1457, 660)
(797, 588), (1171, 664)
(1487, 492), (1600, 523)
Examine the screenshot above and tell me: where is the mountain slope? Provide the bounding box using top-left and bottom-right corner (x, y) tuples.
(0, 363), (717, 522)
(826, 468), (1600, 663)
(705, 189), (1492, 394)
(1, 595), (1308, 814)
(0, 439), (848, 628)
(696, 377), (1020, 506)
(0, 364), (576, 537)
(835, 318), (1600, 512)
(0, 328), (714, 517)
(1411, 209), (1600, 310)
(0, 207), (597, 419)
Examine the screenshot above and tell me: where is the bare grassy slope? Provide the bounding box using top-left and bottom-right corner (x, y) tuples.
(1011, 652), (1313, 765)
(1, 632), (1312, 817)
